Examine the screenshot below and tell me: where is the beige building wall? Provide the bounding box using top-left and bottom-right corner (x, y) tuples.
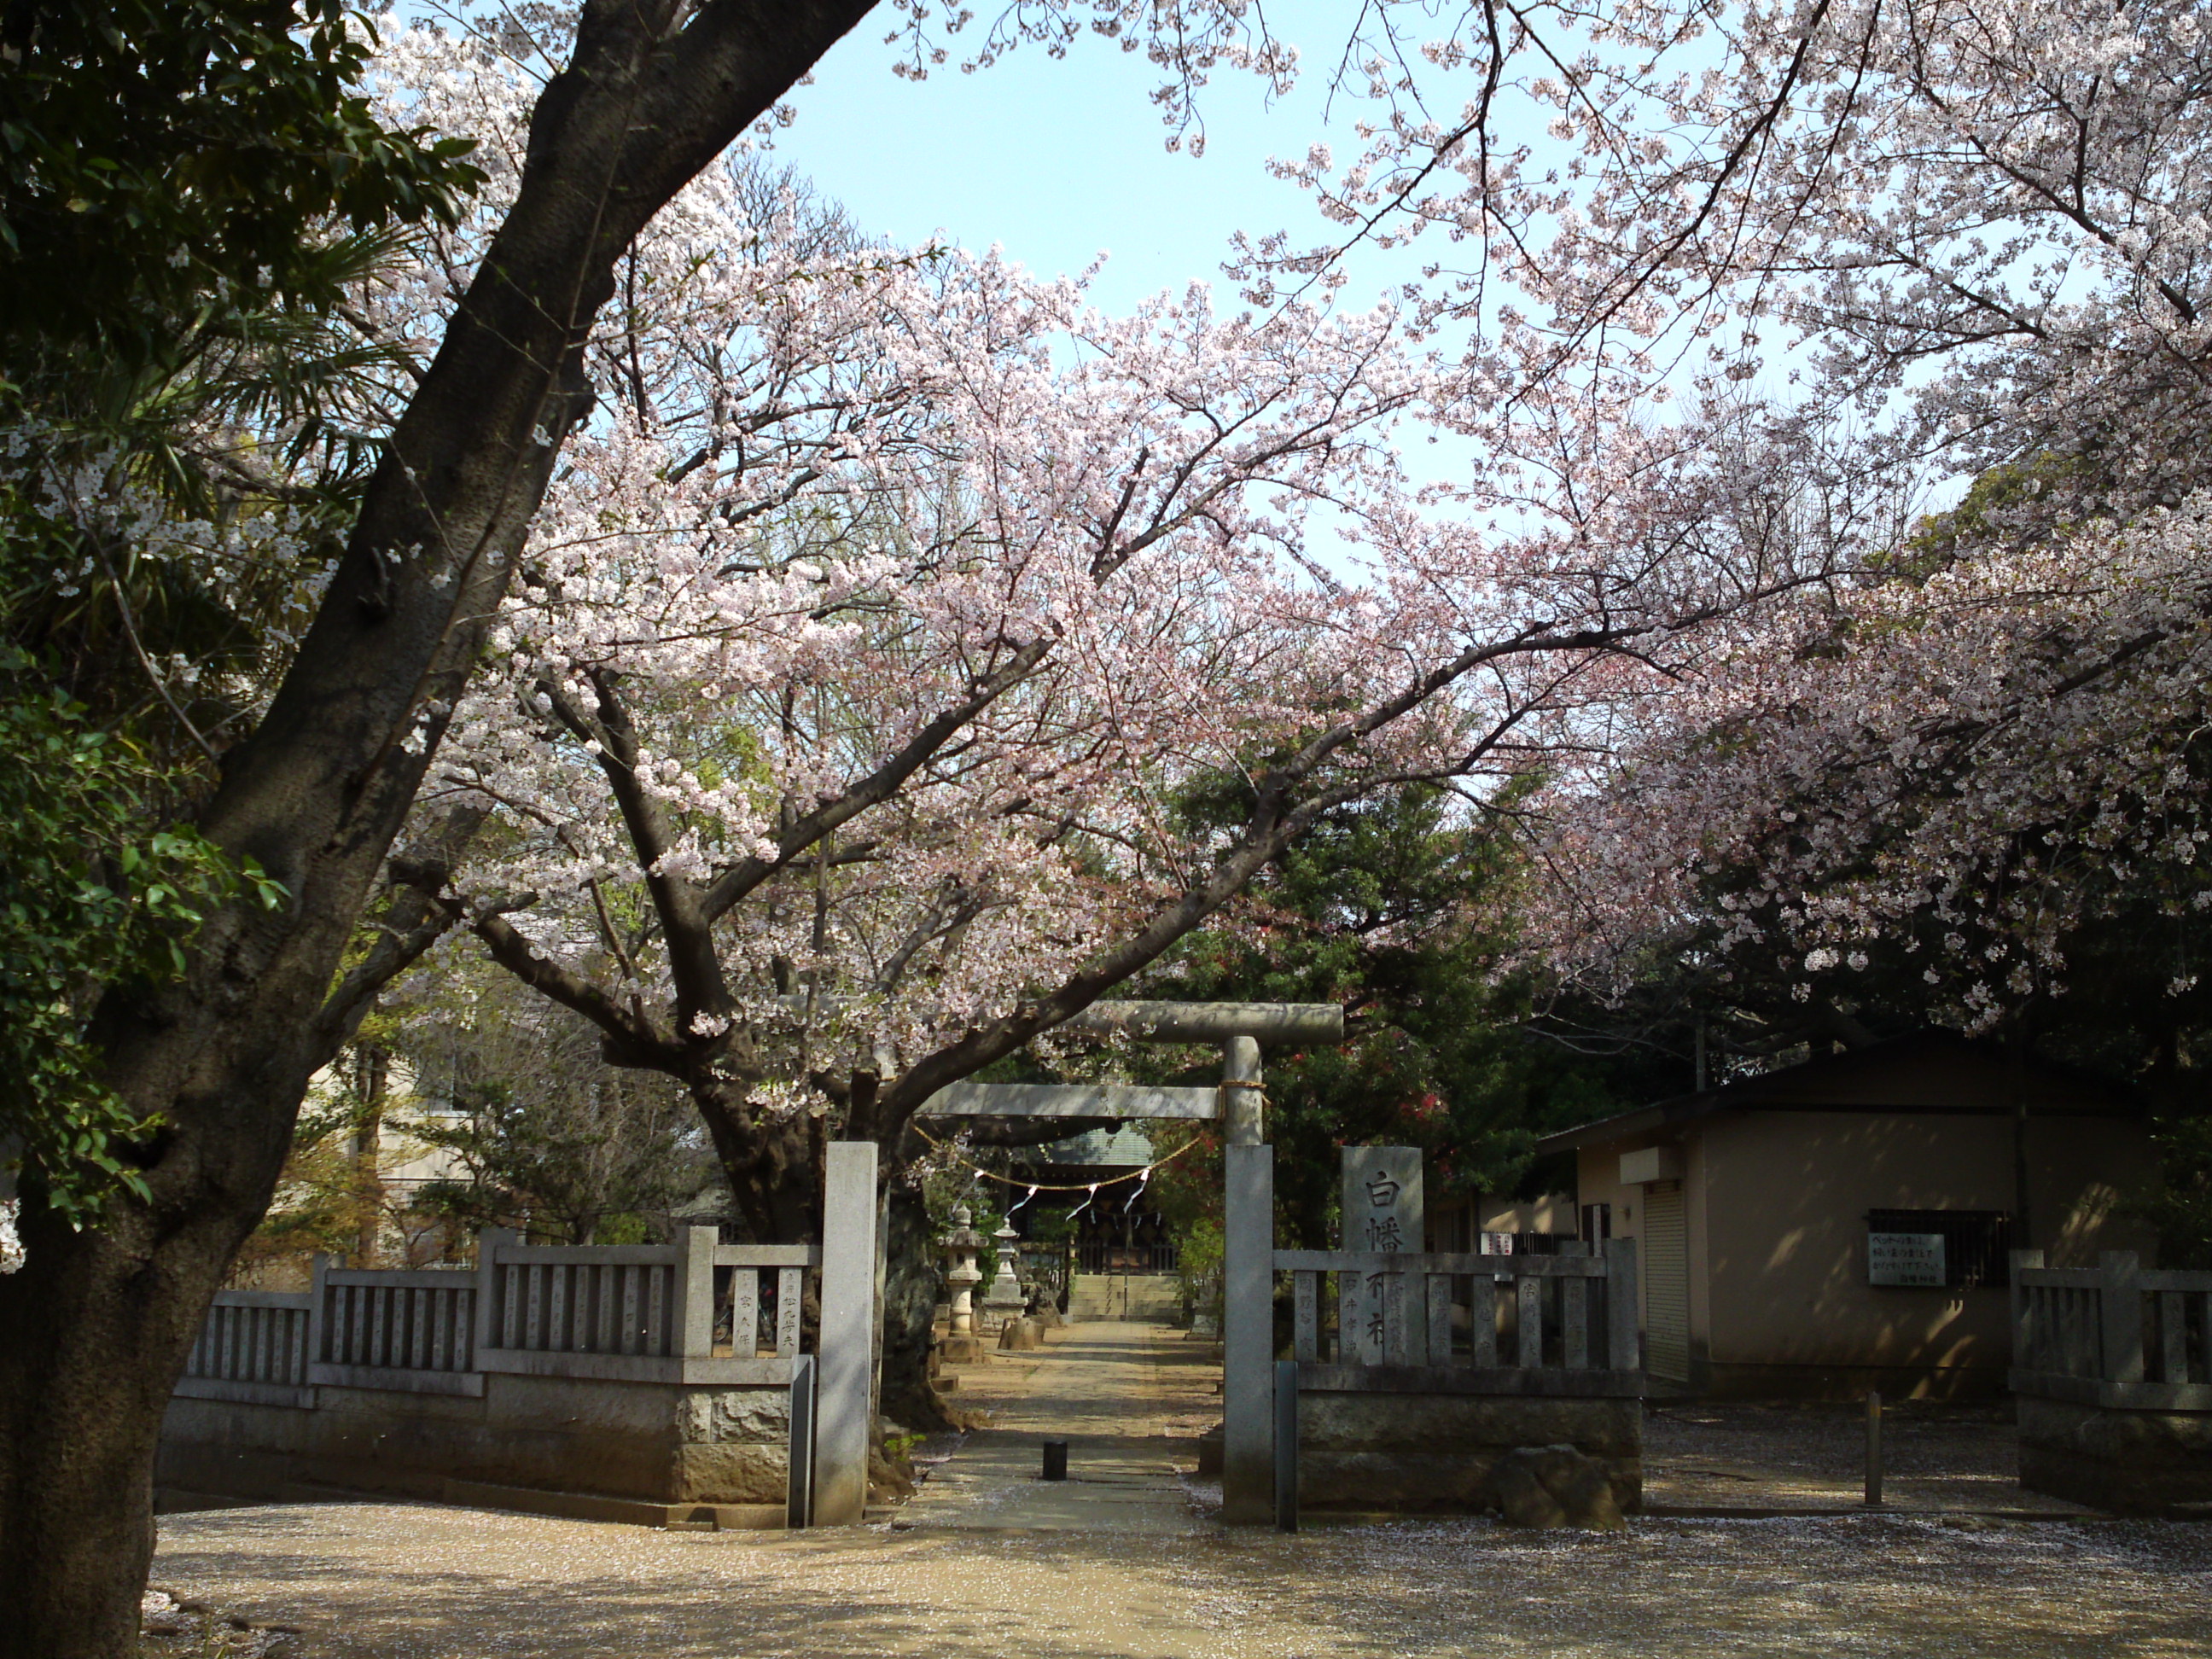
(1473, 1194), (1578, 1236)
(1703, 1110), (2010, 1394)
(1576, 1109), (2156, 1397)
(1685, 1132), (1714, 1383)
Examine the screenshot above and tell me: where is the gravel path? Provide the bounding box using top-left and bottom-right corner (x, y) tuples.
(900, 1321), (1213, 1532)
(154, 1502), (2212, 1658)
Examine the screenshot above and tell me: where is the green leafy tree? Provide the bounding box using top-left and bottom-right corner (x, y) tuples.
(2132, 1117), (2212, 1271)
(0, 0), (480, 366)
(0, 655), (284, 1224)
(1142, 783), (1618, 1250)
(0, 0), (480, 1238)
(405, 1035), (711, 1249)
(0, 6), (498, 1648)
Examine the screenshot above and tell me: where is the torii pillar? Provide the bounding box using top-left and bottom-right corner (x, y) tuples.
(917, 999), (1340, 1528)
(1219, 1033), (1274, 1524)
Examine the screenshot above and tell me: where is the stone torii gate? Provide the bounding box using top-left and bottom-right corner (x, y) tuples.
(917, 998), (1342, 1525)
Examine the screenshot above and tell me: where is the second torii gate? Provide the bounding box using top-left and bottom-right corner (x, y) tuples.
(917, 998), (1342, 1525)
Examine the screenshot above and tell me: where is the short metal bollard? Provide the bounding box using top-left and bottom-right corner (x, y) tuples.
(1041, 1440), (1068, 1481)
(1865, 1389), (1883, 1508)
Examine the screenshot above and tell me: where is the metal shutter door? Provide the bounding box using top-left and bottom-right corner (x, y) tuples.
(1642, 1180), (1690, 1382)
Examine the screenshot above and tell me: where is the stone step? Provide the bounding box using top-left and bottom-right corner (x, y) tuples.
(1068, 1273), (1184, 1324)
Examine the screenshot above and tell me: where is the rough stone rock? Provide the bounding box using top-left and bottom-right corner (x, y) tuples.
(1488, 1444), (1626, 1531)
(1491, 1458), (1567, 1528)
(870, 1440), (917, 1500)
(681, 1388), (789, 1443)
(998, 1318), (1043, 1351)
(142, 1588), (303, 1656)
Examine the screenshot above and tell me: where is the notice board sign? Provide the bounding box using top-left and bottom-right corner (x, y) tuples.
(1868, 1231), (1946, 1287)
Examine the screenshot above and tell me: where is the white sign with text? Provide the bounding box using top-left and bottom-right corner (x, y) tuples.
(1867, 1231), (1946, 1288)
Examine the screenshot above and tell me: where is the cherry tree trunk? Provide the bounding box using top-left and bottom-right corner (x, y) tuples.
(689, 1086), (952, 1430)
(0, 1197), (276, 1658)
(0, 7), (876, 1652)
(880, 1182), (957, 1433)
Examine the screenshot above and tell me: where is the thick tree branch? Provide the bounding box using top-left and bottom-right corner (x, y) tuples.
(309, 803), (490, 1064)
(470, 911), (684, 1072)
(700, 633), (1057, 921)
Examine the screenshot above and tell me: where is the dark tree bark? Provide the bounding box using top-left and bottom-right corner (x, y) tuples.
(691, 1078), (826, 1248)
(351, 1044), (391, 1266)
(0, 7), (878, 1654)
(880, 1181), (956, 1433)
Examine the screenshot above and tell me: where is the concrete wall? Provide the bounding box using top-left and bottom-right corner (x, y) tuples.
(1296, 1390), (1642, 1514)
(1575, 1110), (2156, 1398)
(2017, 1396), (2212, 1517)
(159, 1373), (792, 1511)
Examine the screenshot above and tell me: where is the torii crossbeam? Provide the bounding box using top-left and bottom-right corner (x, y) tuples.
(916, 1001), (1342, 1130)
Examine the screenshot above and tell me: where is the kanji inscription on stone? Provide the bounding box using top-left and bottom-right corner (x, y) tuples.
(1339, 1146), (1424, 1364)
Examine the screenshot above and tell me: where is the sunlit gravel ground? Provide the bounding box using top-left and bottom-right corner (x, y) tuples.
(154, 1499), (2212, 1659)
(1643, 1396), (2093, 1513)
(153, 1326), (2178, 1652)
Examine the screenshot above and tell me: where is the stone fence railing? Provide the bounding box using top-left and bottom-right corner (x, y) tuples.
(183, 1289), (316, 1407)
(2011, 1249), (2212, 1407)
(165, 1144), (883, 1530)
(177, 1228), (824, 1406)
(2011, 1249), (2212, 1516)
(1266, 1240), (1644, 1520)
(1275, 1239), (1642, 1391)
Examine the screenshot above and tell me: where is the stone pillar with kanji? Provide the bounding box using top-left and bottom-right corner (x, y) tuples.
(1339, 1147), (1425, 1363)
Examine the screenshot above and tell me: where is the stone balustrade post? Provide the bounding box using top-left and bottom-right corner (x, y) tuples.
(675, 1224), (718, 1360)
(2099, 1250), (2145, 1384)
(815, 1142), (878, 1525)
(474, 1228), (516, 1360)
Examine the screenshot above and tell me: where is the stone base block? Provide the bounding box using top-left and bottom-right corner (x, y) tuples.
(938, 1336), (989, 1364)
(159, 1373), (793, 1517)
(1704, 1361), (2007, 1402)
(2017, 1395), (2212, 1516)
(1297, 1391), (1641, 1516)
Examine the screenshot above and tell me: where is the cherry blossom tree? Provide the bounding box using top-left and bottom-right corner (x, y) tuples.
(1481, 0), (2212, 1042)
(1541, 476), (2212, 1024)
(24, 0), (2175, 1647)
(364, 19), (1803, 1248)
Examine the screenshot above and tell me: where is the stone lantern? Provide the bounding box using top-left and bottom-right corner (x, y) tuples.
(982, 1216), (1028, 1330)
(940, 1205), (987, 1362)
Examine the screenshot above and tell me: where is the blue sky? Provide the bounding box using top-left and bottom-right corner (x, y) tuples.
(771, 7), (1483, 538)
(776, 7), (1394, 314)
